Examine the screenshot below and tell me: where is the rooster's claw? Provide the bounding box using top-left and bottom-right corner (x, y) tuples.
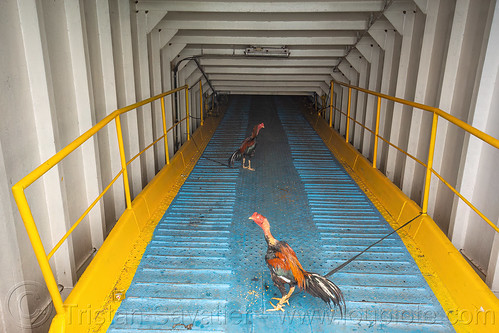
(267, 300), (285, 312)
(271, 297), (290, 306)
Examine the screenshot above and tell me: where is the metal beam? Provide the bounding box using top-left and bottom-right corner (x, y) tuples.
(204, 66), (334, 75)
(213, 85), (319, 94)
(170, 30), (358, 46)
(137, 1), (386, 13)
(212, 80), (327, 87)
(199, 58), (339, 67)
(179, 46), (347, 58)
(208, 74), (333, 81)
(157, 12), (369, 31)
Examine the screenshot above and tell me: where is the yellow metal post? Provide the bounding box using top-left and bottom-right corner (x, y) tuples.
(199, 81), (204, 126)
(346, 88), (352, 143)
(422, 113), (439, 214)
(185, 87), (190, 140)
(373, 96), (381, 168)
(11, 186), (65, 315)
(329, 83), (333, 127)
(115, 115), (132, 209)
(160, 97), (170, 165)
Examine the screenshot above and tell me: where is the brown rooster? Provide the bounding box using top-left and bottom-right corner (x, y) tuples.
(228, 123), (264, 171)
(249, 212), (345, 314)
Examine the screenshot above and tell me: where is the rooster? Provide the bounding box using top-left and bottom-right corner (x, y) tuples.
(249, 212), (345, 314)
(228, 123), (264, 171)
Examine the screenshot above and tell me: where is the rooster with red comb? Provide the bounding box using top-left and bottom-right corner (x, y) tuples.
(228, 123), (264, 171)
(249, 212), (345, 314)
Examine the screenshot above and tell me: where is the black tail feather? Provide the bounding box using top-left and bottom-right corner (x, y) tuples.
(228, 150), (242, 167)
(304, 273), (346, 317)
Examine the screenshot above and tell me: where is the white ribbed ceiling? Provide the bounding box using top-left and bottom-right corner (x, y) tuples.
(136, 0), (420, 95)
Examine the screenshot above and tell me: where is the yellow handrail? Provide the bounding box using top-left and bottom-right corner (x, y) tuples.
(11, 84), (195, 318)
(330, 80), (499, 233)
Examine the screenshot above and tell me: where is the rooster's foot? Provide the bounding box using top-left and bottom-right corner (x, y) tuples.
(271, 297), (290, 306)
(246, 161), (255, 171)
(267, 300), (285, 312)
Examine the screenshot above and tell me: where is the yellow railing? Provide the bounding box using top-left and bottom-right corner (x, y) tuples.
(11, 85), (196, 318)
(329, 80), (499, 233)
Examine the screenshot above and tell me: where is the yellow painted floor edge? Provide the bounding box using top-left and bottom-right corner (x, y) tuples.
(48, 114), (223, 333)
(337, 160), (464, 331)
(90, 118), (222, 333)
(304, 111), (499, 333)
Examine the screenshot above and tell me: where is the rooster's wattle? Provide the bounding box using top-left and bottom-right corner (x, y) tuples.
(228, 123), (264, 171)
(249, 212), (345, 314)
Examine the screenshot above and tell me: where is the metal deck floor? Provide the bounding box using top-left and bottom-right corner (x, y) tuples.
(108, 95), (453, 332)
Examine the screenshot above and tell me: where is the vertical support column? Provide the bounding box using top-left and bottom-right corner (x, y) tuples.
(200, 80), (204, 126)
(338, 61), (359, 143)
(177, 62), (196, 144)
(185, 87), (190, 140)
(131, 9), (155, 183)
(85, 0), (126, 229)
(162, 43), (185, 161)
(402, 0), (454, 200)
(148, 28), (165, 172)
(339, 85), (349, 135)
(347, 50), (369, 151)
(385, 8), (425, 186)
(110, 0), (142, 198)
(329, 82), (333, 127)
(450, 0), (499, 289)
(358, 38), (383, 159)
(376, 29), (401, 174)
(428, 0), (492, 231)
(16, 0), (76, 288)
(64, 0), (104, 252)
(345, 88), (352, 143)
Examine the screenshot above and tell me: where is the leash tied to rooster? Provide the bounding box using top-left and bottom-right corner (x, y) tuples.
(249, 211), (423, 317)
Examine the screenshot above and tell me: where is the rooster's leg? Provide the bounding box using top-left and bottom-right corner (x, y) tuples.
(242, 157), (247, 169)
(267, 286), (295, 312)
(247, 160), (255, 171)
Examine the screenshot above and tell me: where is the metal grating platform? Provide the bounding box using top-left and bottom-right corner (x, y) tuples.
(108, 95), (453, 332)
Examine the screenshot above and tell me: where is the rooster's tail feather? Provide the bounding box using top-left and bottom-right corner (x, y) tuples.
(304, 272), (345, 317)
(228, 150), (242, 167)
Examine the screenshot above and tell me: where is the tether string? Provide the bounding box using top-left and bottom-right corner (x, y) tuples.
(324, 212), (423, 277)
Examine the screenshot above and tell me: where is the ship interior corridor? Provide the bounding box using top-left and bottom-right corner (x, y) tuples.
(5, 1), (499, 332)
(107, 95), (452, 332)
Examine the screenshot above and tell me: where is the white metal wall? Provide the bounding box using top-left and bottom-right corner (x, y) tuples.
(326, 0), (499, 291)
(0, 0), (203, 331)
(1, 1), (499, 332)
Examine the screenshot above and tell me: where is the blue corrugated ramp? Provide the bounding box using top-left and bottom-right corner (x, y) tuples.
(108, 95), (453, 332)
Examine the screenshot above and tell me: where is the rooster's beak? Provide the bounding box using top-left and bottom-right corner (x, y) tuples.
(248, 216), (253, 220)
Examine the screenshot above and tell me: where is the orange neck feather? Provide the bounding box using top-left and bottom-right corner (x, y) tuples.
(261, 221), (277, 245)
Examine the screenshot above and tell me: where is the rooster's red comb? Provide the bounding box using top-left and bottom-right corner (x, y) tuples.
(249, 212), (266, 222)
